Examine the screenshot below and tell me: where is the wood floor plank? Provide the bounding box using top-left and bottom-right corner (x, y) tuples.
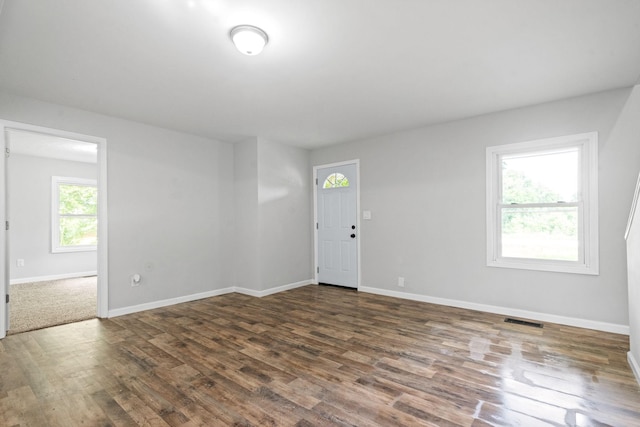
(1, 284), (639, 426)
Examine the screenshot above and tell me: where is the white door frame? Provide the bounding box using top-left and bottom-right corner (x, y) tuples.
(313, 159), (361, 289)
(0, 120), (108, 339)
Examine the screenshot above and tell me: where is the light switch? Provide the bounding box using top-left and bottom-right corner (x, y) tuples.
(363, 210), (372, 220)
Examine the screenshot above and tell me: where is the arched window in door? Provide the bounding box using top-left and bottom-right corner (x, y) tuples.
(323, 173), (350, 189)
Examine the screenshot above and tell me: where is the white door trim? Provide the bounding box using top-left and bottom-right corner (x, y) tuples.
(313, 159), (361, 289)
(0, 120), (108, 339)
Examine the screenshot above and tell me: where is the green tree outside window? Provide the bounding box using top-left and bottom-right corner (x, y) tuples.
(53, 177), (98, 252)
(59, 183), (98, 246)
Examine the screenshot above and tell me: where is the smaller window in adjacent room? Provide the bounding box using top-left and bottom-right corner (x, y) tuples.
(52, 176), (98, 253)
(486, 132), (598, 275)
(323, 172), (350, 189)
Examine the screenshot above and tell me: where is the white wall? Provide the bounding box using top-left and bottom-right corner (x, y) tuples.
(9, 153), (97, 281)
(311, 88), (638, 331)
(0, 91), (236, 312)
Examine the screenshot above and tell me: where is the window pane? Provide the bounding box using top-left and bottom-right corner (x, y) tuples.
(59, 184), (98, 215)
(323, 173), (350, 189)
(502, 149), (578, 204)
(59, 217), (98, 246)
(501, 206), (578, 261)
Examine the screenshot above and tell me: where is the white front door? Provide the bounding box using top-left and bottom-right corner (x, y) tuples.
(316, 163), (358, 288)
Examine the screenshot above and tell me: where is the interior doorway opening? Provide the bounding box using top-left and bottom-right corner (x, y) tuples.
(0, 121), (108, 338)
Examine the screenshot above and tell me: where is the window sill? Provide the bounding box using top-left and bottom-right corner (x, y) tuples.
(52, 246), (97, 254)
(487, 258), (599, 275)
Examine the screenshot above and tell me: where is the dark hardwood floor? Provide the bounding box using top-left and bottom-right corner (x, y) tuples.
(1, 285), (639, 426)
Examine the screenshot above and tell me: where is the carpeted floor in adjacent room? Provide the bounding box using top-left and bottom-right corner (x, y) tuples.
(8, 276), (97, 334)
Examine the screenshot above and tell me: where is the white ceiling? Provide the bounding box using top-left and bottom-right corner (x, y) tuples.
(0, 1), (639, 149)
(7, 129), (97, 164)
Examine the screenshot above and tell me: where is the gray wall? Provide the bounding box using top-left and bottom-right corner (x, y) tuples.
(311, 88), (639, 328)
(0, 91), (237, 311)
(233, 137), (312, 292)
(258, 139), (311, 290)
(619, 85), (640, 374)
(627, 186), (640, 381)
(9, 153), (97, 281)
(2, 87), (638, 333)
(234, 138), (260, 291)
(107, 122), (236, 309)
(0, 91), (313, 312)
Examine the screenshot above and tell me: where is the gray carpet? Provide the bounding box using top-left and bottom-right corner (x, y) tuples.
(8, 276), (97, 334)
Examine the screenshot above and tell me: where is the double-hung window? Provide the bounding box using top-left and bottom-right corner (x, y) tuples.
(52, 176), (98, 253)
(486, 132), (598, 275)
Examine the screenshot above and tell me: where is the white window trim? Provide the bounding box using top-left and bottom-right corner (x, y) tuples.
(486, 132), (599, 275)
(52, 176), (98, 253)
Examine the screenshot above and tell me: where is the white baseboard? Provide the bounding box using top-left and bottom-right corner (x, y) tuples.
(10, 271), (98, 285)
(235, 280), (312, 298)
(629, 352), (640, 386)
(359, 286), (630, 335)
(105, 281), (628, 336)
(108, 280), (313, 318)
(108, 287), (236, 318)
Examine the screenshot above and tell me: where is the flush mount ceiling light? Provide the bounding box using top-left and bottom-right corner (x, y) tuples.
(230, 25), (268, 56)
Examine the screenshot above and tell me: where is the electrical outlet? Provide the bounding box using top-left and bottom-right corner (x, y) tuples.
(130, 274), (142, 287)
(17, 259), (25, 267)
(398, 276), (405, 287)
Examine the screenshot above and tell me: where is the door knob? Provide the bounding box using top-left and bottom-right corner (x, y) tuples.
(350, 234), (356, 238)
(351, 225), (356, 229)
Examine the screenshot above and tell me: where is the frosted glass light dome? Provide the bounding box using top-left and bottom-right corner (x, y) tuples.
(230, 25), (268, 56)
